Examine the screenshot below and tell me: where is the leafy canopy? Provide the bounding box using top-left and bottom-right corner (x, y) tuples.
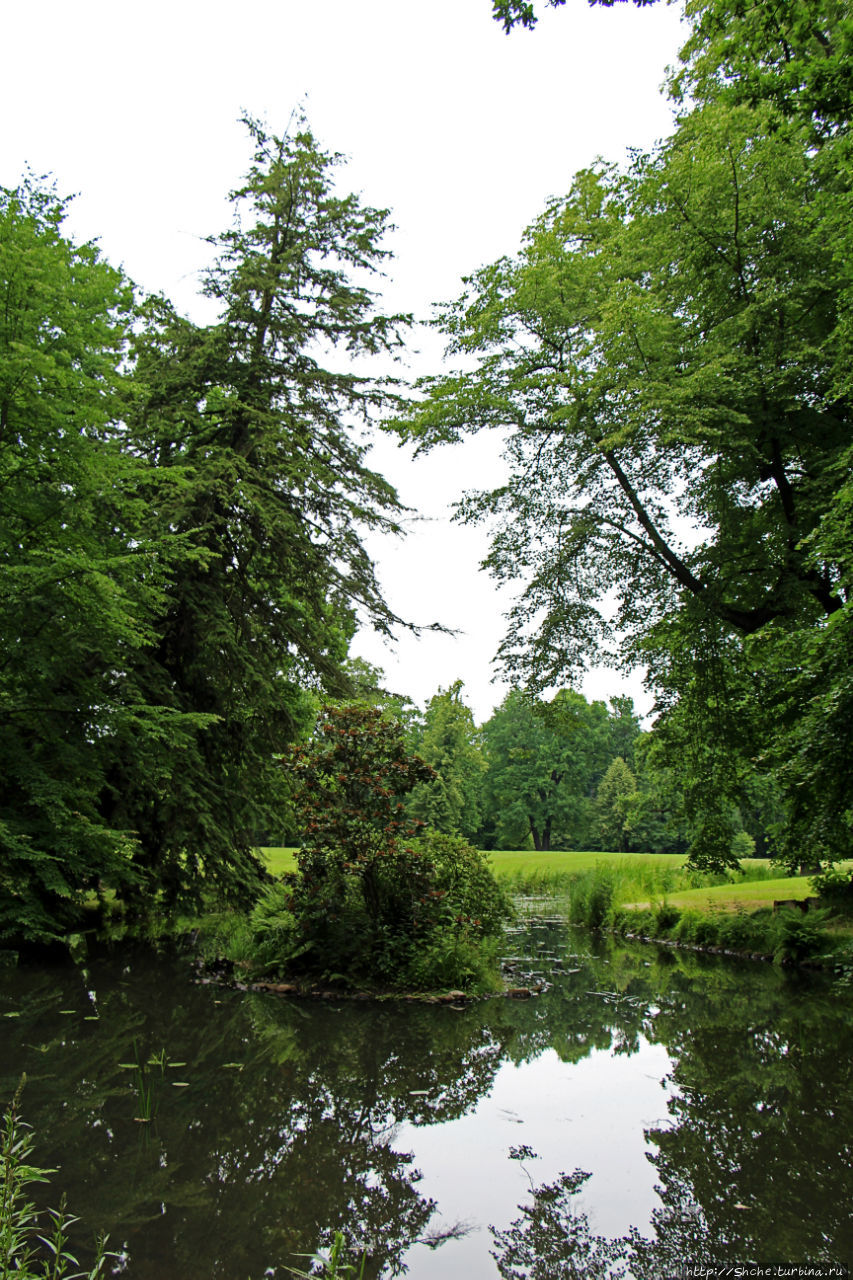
(392, 0), (853, 870)
(0, 177), (198, 940)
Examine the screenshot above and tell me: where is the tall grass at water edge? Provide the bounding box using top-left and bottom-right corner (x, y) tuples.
(257, 847), (850, 970)
(540, 859), (853, 969)
(494, 854), (737, 911)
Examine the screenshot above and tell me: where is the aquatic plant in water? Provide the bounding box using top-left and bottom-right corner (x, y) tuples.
(1, 1081), (117, 1278)
(284, 1230), (367, 1278)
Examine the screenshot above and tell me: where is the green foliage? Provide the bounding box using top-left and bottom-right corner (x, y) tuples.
(522, 855), (687, 920)
(704, 909), (744, 949)
(714, 909), (771, 953)
(764, 596), (853, 870)
(615, 897), (836, 963)
(811, 865), (853, 904)
(285, 1230), (367, 1280)
(408, 681), (486, 840)
(109, 114), (409, 913)
(0, 176), (197, 941)
(622, 734), (692, 856)
(289, 702), (434, 902)
(595, 757), (637, 853)
(731, 830), (756, 860)
(534, 856), (830, 958)
(654, 903), (681, 933)
(772, 908), (833, 967)
(244, 882), (300, 974)
(418, 829), (513, 938)
(567, 865), (616, 930)
(481, 689), (617, 851)
(393, 0), (853, 875)
(675, 911), (723, 950)
(1, 1085), (115, 1278)
(1, 113), (415, 941)
(273, 703), (511, 990)
(674, 0), (853, 139)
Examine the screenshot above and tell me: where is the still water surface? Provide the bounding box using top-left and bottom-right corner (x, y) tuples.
(1, 915), (851, 1277)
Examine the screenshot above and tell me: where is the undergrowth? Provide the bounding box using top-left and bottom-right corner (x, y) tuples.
(197, 832), (513, 995)
(609, 903), (839, 966)
(499, 859), (731, 909)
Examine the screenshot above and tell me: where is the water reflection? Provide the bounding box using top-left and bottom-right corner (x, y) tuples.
(0, 923), (851, 1276)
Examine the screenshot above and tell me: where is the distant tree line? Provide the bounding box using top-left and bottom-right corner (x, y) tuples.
(359, 678), (768, 859)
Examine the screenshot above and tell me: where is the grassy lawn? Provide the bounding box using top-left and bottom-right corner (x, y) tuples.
(260, 847), (702, 878)
(260, 846), (848, 916)
(627, 876), (816, 912)
(485, 848), (693, 876)
(261, 846), (775, 881)
(261, 847), (298, 876)
(484, 849), (786, 886)
(625, 860), (852, 912)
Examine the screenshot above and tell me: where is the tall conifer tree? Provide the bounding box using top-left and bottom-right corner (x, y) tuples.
(115, 116), (409, 907)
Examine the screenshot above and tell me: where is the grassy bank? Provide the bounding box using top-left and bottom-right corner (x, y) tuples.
(258, 846), (853, 974)
(262, 846), (768, 885)
(545, 857), (853, 970)
(627, 876), (819, 912)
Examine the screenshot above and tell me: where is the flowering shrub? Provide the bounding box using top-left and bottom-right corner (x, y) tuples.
(267, 703), (511, 990)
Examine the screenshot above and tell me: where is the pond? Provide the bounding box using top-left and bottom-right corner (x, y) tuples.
(1, 914), (851, 1278)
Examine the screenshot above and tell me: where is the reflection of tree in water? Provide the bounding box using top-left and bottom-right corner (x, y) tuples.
(490, 929), (853, 1275)
(638, 968), (853, 1268)
(2, 929), (853, 1275)
(490, 1167), (630, 1279)
(0, 950), (509, 1278)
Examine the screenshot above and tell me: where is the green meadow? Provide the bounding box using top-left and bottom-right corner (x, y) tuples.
(260, 846), (802, 906)
(634, 876), (818, 912)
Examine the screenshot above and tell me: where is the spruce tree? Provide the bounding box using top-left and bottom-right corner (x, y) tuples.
(114, 116), (410, 909)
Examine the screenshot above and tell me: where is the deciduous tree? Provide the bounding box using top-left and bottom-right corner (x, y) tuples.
(595, 756), (637, 853)
(393, 85), (852, 868)
(281, 703), (509, 989)
(482, 690), (610, 851)
(0, 178), (195, 941)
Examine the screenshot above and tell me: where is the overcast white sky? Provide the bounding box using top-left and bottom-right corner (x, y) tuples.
(2, 0), (686, 722)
